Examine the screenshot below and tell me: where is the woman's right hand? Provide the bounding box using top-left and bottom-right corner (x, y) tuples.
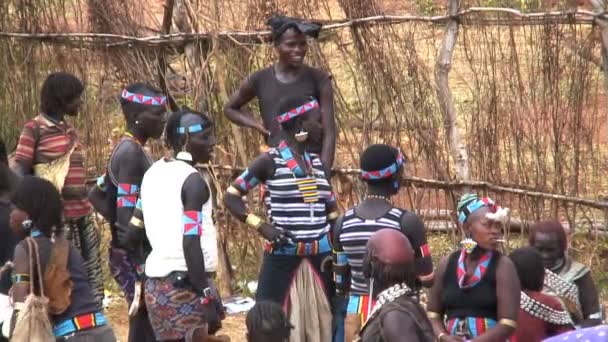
(254, 123), (271, 137)
(257, 223), (292, 247)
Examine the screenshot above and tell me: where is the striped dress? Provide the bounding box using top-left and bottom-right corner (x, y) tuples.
(263, 147), (333, 242)
(339, 207), (405, 295)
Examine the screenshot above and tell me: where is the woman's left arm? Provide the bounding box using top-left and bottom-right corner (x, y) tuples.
(576, 272), (602, 327)
(472, 256), (520, 342)
(319, 77), (336, 170)
(8, 243), (29, 337)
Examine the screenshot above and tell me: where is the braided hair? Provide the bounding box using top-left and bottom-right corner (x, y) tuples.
(360, 144), (403, 186)
(246, 301), (292, 342)
(165, 107), (212, 153)
(120, 82), (165, 125)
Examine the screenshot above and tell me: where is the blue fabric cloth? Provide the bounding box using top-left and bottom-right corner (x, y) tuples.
(543, 325), (608, 341)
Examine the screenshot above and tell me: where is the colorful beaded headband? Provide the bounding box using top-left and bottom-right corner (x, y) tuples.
(121, 89), (167, 106)
(361, 150), (405, 180)
(177, 124), (204, 134)
(458, 196), (496, 224)
(276, 99), (319, 123)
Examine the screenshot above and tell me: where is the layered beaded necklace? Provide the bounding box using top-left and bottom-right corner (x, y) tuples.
(543, 269), (581, 314)
(362, 282), (413, 328)
(520, 291), (573, 325)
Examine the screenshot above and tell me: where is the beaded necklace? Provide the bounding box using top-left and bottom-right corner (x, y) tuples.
(457, 248), (493, 288)
(520, 291), (573, 325)
(278, 140), (319, 204)
(361, 282), (413, 328)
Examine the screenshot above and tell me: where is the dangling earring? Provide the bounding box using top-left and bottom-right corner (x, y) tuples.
(460, 233), (477, 254)
(176, 132), (193, 162)
(135, 120), (140, 125)
(294, 129), (308, 142)
(22, 219), (32, 234)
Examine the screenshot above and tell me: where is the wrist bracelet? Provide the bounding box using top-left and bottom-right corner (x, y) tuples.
(427, 311), (441, 320)
(226, 185), (242, 196)
(498, 318), (518, 329)
(245, 214), (263, 229)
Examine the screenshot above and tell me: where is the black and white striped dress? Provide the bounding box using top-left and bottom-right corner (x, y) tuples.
(263, 148), (332, 242)
(339, 207), (404, 295)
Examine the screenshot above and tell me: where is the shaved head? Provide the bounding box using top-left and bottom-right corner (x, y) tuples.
(367, 229), (414, 265)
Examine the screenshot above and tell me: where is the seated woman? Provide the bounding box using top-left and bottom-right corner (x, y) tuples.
(134, 109), (225, 341)
(332, 144), (434, 342)
(357, 229), (434, 342)
(246, 301), (293, 342)
(529, 220), (601, 327)
(8, 176), (116, 341)
(224, 95), (339, 342)
(509, 247), (572, 342)
(427, 193), (520, 342)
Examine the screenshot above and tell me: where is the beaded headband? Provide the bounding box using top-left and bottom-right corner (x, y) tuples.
(457, 195), (509, 224)
(360, 150), (404, 180)
(121, 89), (167, 106)
(276, 99), (319, 123)
(177, 124), (204, 134)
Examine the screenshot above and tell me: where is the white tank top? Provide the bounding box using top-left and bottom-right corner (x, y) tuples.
(141, 158), (218, 277)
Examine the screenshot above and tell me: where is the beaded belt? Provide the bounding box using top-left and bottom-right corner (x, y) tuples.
(264, 234), (332, 256)
(54, 311), (107, 337)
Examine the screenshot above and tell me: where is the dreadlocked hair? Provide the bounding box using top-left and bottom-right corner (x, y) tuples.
(165, 107), (212, 152)
(246, 301), (292, 342)
(366, 256), (417, 294)
(11, 176), (63, 236)
(360, 144), (403, 185)
(40, 72), (84, 116)
(120, 82), (165, 124)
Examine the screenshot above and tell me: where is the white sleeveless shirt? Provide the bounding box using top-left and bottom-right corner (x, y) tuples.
(141, 158), (218, 277)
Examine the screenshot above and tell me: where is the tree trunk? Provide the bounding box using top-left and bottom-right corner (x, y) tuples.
(434, 0), (470, 192)
(590, 0), (608, 141)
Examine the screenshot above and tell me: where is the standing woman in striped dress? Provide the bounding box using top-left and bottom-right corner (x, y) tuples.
(331, 144), (434, 342)
(224, 95), (340, 342)
(11, 72), (105, 306)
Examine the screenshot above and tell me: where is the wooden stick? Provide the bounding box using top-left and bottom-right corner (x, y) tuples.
(0, 8), (606, 47)
(190, 164), (608, 208)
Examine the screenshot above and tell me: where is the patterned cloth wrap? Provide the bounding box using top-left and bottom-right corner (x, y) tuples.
(145, 277), (225, 341)
(447, 317), (498, 339)
(109, 247), (138, 305)
(543, 325), (608, 341)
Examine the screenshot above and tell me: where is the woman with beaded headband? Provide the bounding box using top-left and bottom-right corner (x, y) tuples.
(509, 247), (572, 341)
(11, 72), (105, 307)
(331, 144), (434, 342)
(224, 15), (336, 169)
(529, 220), (602, 327)
(427, 193), (520, 342)
(133, 108), (226, 341)
(355, 229), (434, 342)
(88, 82), (167, 342)
(224, 94), (339, 342)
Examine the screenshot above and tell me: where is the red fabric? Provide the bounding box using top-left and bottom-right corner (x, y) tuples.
(513, 291), (573, 342)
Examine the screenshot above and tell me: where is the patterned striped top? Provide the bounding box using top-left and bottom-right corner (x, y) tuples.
(15, 114), (90, 218)
(339, 207), (404, 295)
(263, 148), (333, 241)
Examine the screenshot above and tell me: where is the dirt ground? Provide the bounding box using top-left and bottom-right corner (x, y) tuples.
(105, 300), (247, 342)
